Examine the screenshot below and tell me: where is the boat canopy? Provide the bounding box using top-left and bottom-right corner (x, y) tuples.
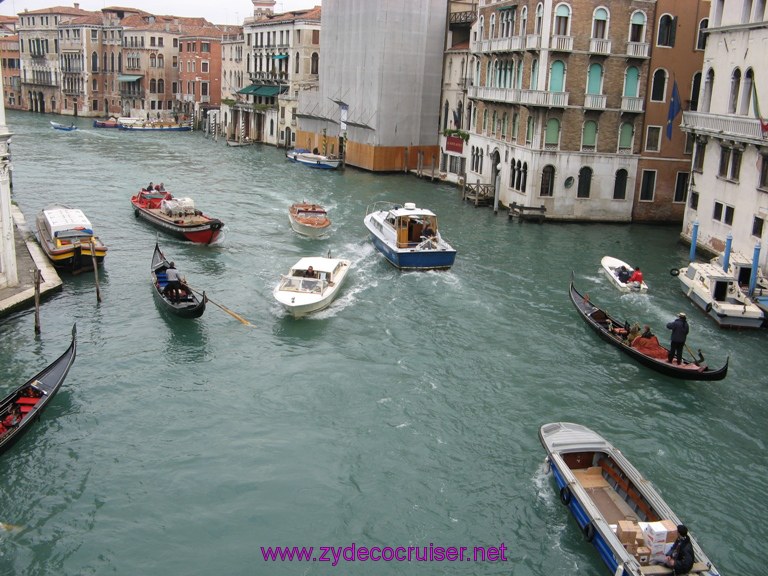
(43, 208), (94, 237)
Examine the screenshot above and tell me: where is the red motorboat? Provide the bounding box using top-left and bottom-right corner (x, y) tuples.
(131, 188), (224, 244)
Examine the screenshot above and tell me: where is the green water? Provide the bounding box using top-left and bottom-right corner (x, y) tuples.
(0, 111), (765, 575)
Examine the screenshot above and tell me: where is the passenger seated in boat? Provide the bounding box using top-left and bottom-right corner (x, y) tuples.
(626, 323), (641, 345)
(617, 266), (631, 283)
(21, 385), (42, 398)
(631, 327), (668, 360)
(2, 405), (21, 429)
(146, 182), (154, 191)
(665, 524), (694, 574)
(422, 222), (435, 238)
(304, 266), (316, 278)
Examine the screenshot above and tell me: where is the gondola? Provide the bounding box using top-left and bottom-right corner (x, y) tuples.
(569, 277), (728, 381)
(0, 324), (77, 456)
(151, 242), (206, 318)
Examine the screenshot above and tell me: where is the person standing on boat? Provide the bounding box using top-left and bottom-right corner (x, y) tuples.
(164, 262), (183, 304)
(666, 312), (689, 365)
(664, 524), (694, 574)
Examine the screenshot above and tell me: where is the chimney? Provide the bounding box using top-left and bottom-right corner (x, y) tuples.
(74, 3), (79, 9)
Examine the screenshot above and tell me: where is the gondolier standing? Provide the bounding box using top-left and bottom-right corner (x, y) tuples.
(666, 312), (689, 365)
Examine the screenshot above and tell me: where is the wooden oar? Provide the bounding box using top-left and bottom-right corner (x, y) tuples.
(187, 286), (254, 327)
(684, 343), (703, 365)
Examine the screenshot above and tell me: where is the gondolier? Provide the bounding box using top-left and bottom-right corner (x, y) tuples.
(164, 262), (183, 303)
(666, 312), (689, 365)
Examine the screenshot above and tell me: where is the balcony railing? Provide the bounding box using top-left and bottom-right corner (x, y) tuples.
(449, 10), (476, 26)
(201, 95), (210, 103)
(469, 85), (568, 108)
(589, 38), (611, 55)
(682, 111), (765, 142)
(583, 94), (606, 110)
(525, 35), (541, 50)
(474, 36), (525, 54)
(550, 35), (573, 52)
(626, 42), (650, 58)
(621, 96), (644, 113)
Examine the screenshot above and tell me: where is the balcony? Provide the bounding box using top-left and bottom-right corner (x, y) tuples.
(449, 10), (476, 27)
(120, 89), (142, 98)
(682, 111), (765, 143)
(62, 87), (82, 96)
(550, 35), (573, 52)
(626, 42), (650, 58)
(621, 96), (644, 113)
(474, 36), (525, 54)
(589, 38), (611, 55)
(583, 94), (606, 110)
(525, 35), (541, 50)
(201, 95), (210, 103)
(468, 85), (568, 108)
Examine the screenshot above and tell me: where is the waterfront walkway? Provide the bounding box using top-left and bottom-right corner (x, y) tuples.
(0, 204), (61, 317)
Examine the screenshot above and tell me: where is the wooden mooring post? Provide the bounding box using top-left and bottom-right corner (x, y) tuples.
(34, 269), (41, 334)
(90, 239), (102, 303)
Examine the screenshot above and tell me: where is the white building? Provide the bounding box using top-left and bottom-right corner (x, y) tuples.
(681, 0), (768, 269)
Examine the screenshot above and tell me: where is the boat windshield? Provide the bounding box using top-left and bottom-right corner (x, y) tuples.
(279, 275), (325, 294)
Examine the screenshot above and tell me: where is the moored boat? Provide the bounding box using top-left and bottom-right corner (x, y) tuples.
(35, 204), (108, 274)
(676, 261), (763, 328)
(288, 202), (331, 238)
(0, 325), (77, 456)
(273, 255), (350, 317)
(93, 117), (120, 128)
(540, 422), (720, 576)
(151, 243), (206, 318)
(131, 187), (224, 244)
(119, 120), (192, 131)
(601, 256), (648, 293)
(50, 121), (77, 131)
(569, 278), (727, 381)
(363, 201), (456, 270)
(285, 148), (341, 170)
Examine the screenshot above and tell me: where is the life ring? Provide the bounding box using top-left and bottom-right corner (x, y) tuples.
(583, 522), (596, 542)
(670, 268), (680, 277)
(705, 303), (713, 314)
(559, 486), (572, 505)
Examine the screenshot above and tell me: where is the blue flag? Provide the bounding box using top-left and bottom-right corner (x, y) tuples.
(666, 80), (682, 140)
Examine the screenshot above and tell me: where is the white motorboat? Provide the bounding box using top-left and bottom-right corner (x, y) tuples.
(273, 256), (350, 317)
(288, 202), (331, 238)
(363, 201), (456, 270)
(285, 148), (341, 170)
(677, 261), (763, 328)
(600, 256), (648, 292)
(540, 422), (719, 576)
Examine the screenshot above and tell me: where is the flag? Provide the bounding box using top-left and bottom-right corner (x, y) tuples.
(666, 80), (682, 140)
(752, 82), (768, 136)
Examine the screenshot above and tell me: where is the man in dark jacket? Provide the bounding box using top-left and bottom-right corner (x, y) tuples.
(666, 312), (689, 365)
(665, 524), (695, 574)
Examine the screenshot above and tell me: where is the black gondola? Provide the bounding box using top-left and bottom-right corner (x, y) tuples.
(151, 242), (206, 318)
(569, 278), (728, 381)
(0, 324), (77, 455)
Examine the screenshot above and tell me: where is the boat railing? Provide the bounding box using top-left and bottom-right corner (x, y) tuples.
(365, 200), (399, 216)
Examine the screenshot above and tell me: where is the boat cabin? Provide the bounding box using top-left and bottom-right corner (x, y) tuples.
(42, 208), (95, 246)
(384, 204), (438, 248)
(684, 263), (739, 302)
(279, 258), (346, 294)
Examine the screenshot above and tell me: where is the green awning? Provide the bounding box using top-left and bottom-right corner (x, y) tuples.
(237, 85), (260, 95)
(255, 86), (283, 96)
(118, 74), (142, 82)
(272, 54), (288, 60)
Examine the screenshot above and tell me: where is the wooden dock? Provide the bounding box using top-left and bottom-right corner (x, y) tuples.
(461, 182), (495, 207)
(508, 202), (546, 223)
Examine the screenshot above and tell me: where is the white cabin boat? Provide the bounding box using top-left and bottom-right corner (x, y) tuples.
(601, 256), (648, 293)
(273, 256), (350, 317)
(363, 201), (456, 270)
(285, 148), (341, 170)
(677, 262), (763, 328)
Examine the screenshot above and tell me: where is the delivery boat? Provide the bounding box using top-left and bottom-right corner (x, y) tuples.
(540, 422), (719, 576)
(35, 205), (108, 273)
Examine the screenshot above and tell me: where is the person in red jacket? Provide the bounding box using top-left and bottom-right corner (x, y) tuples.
(628, 266), (643, 283)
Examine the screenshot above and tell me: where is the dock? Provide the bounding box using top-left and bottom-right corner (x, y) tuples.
(508, 202), (546, 223)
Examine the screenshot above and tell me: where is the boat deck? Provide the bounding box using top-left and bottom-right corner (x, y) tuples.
(573, 467), (638, 524)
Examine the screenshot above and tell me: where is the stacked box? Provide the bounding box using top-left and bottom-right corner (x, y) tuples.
(636, 546), (651, 565)
(641, 521), (674, 563)
(660, 519), (678, 542)
(617, 520), (637, 544)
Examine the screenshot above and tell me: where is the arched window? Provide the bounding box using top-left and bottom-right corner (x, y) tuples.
(545, 118), (560, 149)
(102, 51), (107, 71)
(690, 72), (702, 111)
(521, 163), (528, 192)
(443, 100), (449, 131)
(311, 52), (319, 74)
(483, 109), (488, 132)
(630, 11), (646, 43)
(577, 166), (593, 198)
(657, 14), (676, 47)
(651, 69), (667, 101)
(520, 6), (528, 35)
(457, 100), (464, 130)
(624, 66), (640, 97)
(729, 68), (742, 114)
(534, 3), (543, 34)
(149, 79), (156, 93)
(619, 122), (634, 151)
(502, 112), (508, 138)
(295, 52), (300, 74)
(490, 13), (496, 38)
(158, 79), (164, 93)
(158, 54), (164, 67)
(587, 63), (603, 95)
(582, 120), (597, 150)
(526, 116), (534, 144)
(554, 4), (571, 36)
(740, 69), (754, 115)
(91, 51), (98, 72)
(613, 169), (628, 200)
(492, 111), (497, 134)
(150, 54), (156, 67)
(592, 7), (609, 39)
(509, 157), (517, 187)
(515, 160), (523, 189)
(530, 58), (539, 89)
(110, 52), (115, 71)
(540, 165), (555, 197)
(697, 18), (709, 50)
(702, 68), (715, 113)
(549, 60), (565, 92)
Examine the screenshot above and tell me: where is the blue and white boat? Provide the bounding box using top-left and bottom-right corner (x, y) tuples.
(540, 422), (719, 576)
(363, 201), (456, 270)
(50, 121), (77, 131)
(285, 148), (341, 170)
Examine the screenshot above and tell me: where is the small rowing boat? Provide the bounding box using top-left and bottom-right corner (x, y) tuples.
(151, 243), (206, 318)
(288, 202), (331, 238)
(50, 121), (77, 131)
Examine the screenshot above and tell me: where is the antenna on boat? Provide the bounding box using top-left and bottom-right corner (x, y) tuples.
(327, 249), (332, 259)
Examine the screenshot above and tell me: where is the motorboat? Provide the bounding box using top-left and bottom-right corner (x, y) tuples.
(131, 188), (224, 244)
(273, 256), (350, 317)
(601, 256), (648, 293)
(285, 148), (341, 170)
(540, 422), (720, 576)
(93, 117), (120, 128)
(676, 262), (763, 328)
(35, 204), (108, 274)
(569, 278), (727, 381)
(363, 201), (456, 270)
(50, 121), (77, 131)
(288, 202), (331, 238)
(151, 243), (206, 319)
(119, 120), (192, 131)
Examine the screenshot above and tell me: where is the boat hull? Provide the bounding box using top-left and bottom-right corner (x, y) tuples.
(288, 203), (331, 238)
(273, 257), (350, 317)
(132, 197), (223, 244)
(600, 256), (648, 293)
(0, 325), (76, 455)
(151, 243), (206, 318)
(286, 149), (341, 170)
(569, 278), (728, 381)
(35, 208), (108, 274)
(367, 231), (456, 270)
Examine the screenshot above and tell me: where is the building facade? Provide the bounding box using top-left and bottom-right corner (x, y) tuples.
(0, 34), (22, 111)
(681, 0), (768, 269)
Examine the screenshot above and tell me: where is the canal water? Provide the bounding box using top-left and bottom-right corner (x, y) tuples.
(1, 111), (765, 575)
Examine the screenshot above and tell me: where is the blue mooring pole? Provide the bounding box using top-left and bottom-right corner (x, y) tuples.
(722, 233), (733, 273)
(689, 221), (699, 262)
(749, 241), (761, 296)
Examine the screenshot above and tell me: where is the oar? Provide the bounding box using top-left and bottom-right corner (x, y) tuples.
(684, 343), (703, 366)
(187, 286), (254, 327)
